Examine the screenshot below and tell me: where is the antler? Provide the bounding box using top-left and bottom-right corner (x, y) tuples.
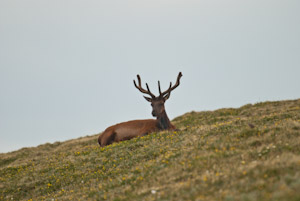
(133, 75), (156, 99)
(134, 72), (183, 101)
(159, 72), (183, 100)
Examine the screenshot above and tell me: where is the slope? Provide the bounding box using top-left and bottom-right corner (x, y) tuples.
(1, 99), (300, 201)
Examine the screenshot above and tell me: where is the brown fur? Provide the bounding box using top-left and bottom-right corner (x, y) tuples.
(98, 119), (167, 147)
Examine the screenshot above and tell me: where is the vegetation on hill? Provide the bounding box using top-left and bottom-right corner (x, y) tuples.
(1, 99), (300, 201)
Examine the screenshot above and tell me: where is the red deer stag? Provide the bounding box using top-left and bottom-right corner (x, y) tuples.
(98, 72), (182, 147)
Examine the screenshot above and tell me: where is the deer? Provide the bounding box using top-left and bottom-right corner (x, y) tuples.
(98, 72), (183, 147)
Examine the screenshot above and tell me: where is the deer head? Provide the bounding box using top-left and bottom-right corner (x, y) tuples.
(133, 72), (182, 117)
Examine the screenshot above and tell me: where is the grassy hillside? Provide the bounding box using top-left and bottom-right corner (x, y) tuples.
(1, 99), (300, 201)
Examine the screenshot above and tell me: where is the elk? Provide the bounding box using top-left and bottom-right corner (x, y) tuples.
(98, 72), (183, 147)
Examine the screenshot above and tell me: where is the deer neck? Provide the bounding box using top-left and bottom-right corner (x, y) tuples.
(157, 110), (173, 130)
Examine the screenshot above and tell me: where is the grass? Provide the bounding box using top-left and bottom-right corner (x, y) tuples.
(1, 99), (300, 201)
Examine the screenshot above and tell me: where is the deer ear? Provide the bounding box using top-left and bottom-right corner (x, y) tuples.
(143, 96), (152, 102)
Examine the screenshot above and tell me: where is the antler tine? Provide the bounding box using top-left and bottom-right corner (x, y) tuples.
(158, 81), (162, 95)
(146, 83), (155, 97)
(133, 74), (156, 98)
(159, 72), (183, 98)
(137, 74), (142, 86)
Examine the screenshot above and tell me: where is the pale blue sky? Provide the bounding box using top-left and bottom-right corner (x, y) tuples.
(1, 0), (299, 153)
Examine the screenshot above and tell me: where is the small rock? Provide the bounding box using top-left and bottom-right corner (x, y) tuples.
(248, 123), (255, 128)
(151, 190), (157, 194)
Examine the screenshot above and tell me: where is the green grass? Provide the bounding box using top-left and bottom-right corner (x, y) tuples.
(1, 99), (300, 201)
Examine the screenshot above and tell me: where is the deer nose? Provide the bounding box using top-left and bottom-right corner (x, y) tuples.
(152, 111), (157, 117)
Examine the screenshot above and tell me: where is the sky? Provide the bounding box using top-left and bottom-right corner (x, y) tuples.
(0, 0), (299, 153)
